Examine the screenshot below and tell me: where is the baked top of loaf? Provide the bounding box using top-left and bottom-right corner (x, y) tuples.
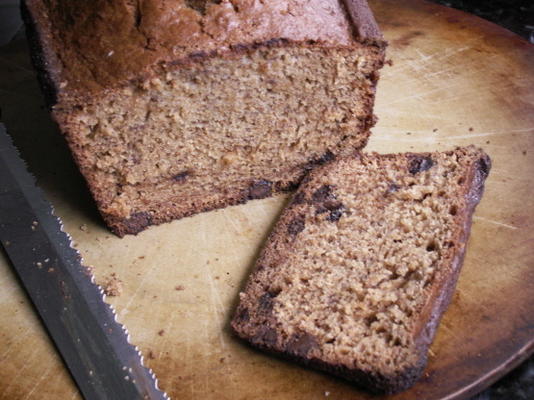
(231, 147), (491, 393)
(23, 0), (383, 101)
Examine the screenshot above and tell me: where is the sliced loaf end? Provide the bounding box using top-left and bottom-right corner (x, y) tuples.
(231, 146), (491, 393)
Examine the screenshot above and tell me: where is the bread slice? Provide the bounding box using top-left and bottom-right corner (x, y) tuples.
(231, 146), (491, 393)
(21, 0), (386, 236)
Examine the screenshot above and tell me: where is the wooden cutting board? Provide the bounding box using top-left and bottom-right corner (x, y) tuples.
(0, 1), (533, 399)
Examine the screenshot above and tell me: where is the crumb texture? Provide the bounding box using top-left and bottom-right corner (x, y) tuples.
(57, 44), (383, 233)
(232, 147), (490, 392)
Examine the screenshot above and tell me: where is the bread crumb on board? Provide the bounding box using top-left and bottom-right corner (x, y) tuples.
(102, 273), (123, 296)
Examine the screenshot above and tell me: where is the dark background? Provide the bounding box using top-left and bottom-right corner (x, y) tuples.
(432, 0), (534, 42)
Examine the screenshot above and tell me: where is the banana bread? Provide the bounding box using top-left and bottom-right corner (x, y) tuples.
(21, 0), (386, 236)
(231, 146), (491, 393)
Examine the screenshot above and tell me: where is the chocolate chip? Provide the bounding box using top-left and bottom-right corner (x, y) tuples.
(258, 291), (279, 314)
(327, 208), (344, 222)
(276, 180), (299, 192)
(235, 307), (249, 323)
(292, 192), (306, 205)
(316, 200), (344, 222)
(324, 200), (343, 211)
(287, 217), (305, 236)
(252, 326), (278, 347)
(122, 212), (153, 234)
(387, 183), (400, 193)
(172, 170), (189, 182)
(263, 38), (289, 48)
(286, 333), (319, 358)
(258, 293), (272, 312)
(316, 150), (335, 165)
(305, 150), (335, 171)
(230, 43), (249, 52)
(312, 185), (334, 202)
(312, 187), (343, 219)
(477, 156), (491, 178)
(185, 0), (222, 16)
(248, 179), (272, 199)
(408, 156), (434, 174)
(189, 50), (208, 58)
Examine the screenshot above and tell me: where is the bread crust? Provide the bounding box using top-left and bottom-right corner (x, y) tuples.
(231, 148), (491, 393)
(22, 0), (385, 103)
(411, 152), (491, 360)
(20, 0), (60, 106)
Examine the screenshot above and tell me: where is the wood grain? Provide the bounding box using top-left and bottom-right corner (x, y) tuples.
(0, 1), (533, 399)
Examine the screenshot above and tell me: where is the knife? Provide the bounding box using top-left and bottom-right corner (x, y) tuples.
(0, 123), (168, 400)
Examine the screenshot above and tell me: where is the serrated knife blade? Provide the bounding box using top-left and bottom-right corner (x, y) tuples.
(0, 124), (168, 400)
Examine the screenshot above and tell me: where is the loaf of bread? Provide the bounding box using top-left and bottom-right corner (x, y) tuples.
(22, 0), (386, 236)
(231, 147), (491, 393)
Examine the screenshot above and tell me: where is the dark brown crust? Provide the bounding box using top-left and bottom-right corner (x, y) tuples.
(231, 148), (491, 394)
(342, 0), (384, 43)
(411, 152), (492, 355)
(20, 0), (59, 107)
(21, 0), (385, 101)
(233, 327), (427, 394)
(102, 182), (254, 238)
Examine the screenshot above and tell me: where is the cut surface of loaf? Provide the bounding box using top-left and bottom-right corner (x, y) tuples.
(231, 146), (491, 393)
(21, 0), (386, 236)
